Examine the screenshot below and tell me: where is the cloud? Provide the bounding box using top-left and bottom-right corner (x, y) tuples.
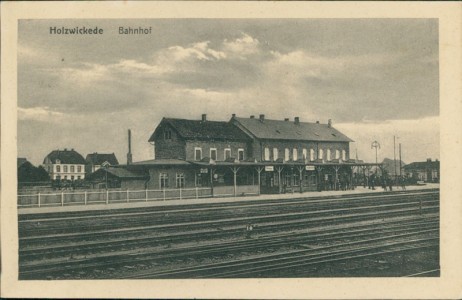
(223, 33), (261, 58)
(18, 107), (65, 122)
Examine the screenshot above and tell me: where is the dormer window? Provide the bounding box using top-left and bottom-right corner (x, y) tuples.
(56, 159), (60, 164)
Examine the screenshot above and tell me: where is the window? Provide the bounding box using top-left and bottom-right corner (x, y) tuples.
(238, 149), (244, 161)
(77, 176), (81, 180)
(319, 149), (324, 160)
(194, 147), (202, 161)
(342, 150), (347, 161)
(310, 149), (315, 161)
(210, 148), (217, 161)
(77, 165), (82, 172)
(285, 148), (290, 161)
(293, 148), (298, 161)
(71, 175), (74, 181)
(70, 165), (75, 172)
(164, 129), (172, 140)
(224, 148), (231, 160)
(63, 165), (68, 172)
(160, 173), (169, 188)
(264, 147), (270, 161)
(336, 150), (340, 159)
(273, 148), (278, 161)
(56, 165), (61, 172)
(302, 149), (308, 160)
(327, 149), (331, 161)
(64, 176), (67, 180)
(176, 173), (185, 188)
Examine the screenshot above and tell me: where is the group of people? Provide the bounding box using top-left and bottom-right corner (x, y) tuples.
(367, 174), (406, 191)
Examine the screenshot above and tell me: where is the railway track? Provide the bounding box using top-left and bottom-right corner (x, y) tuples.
(18, 190), (440, 279)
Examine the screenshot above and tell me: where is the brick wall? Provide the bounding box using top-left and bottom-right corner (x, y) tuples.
(146, 166), (197, 189)
(153, 123), (186, 160)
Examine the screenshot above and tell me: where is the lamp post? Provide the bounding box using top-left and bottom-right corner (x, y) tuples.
(371, 140), (380, 174)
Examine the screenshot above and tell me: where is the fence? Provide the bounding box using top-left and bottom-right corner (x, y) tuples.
(17, 185), (259, 208)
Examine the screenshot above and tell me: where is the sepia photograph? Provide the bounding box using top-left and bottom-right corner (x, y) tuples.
(2, 1), (461, 299)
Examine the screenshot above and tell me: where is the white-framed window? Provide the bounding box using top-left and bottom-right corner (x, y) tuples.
(285, 148), (290, 161)
(310, 149), (315, 161)
(56, 159), (61, 164)
(224, 148), (231, 160)
(264, 147), (270, 161)
(238, 148), (244, 161)
(335, 149), (340, 159)
(319, 149), (324, 160)
(77, 176), (81, 180)
(342, 150), (347, 161)
(327, 149), (331, 161)
(77, 165), (82, 172)
(63, 165), (68, 172)
(176, 173), (185, 188)
(273, 148), (278, 161)
(160, 173), (169, 188)
(302, 148), (308, 160)
(70, 165), (75, 172)
(210, 148), (217, 161)
(56, 165), (61, 173)
(293, 148), (298, 161)
(194, 147), (202, 161)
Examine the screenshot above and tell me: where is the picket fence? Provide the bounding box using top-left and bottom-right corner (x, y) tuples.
(17, 185), (259, 208)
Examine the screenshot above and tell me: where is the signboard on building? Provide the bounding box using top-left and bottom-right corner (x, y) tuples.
(265, 166), (274, 172)
(200, 168), (208, 174)
(306, 165), (315, 171)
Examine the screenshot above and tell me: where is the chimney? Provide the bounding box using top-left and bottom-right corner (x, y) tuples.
(232, 113), (236, 118)
(284, 118), (289, 121)
(427, 158), (431, 162)
(127, 129), (133, 165)
(316, 121), (320, 124)
(294, 117), (300, 125)
(328, 119), (332, 128)
(259, 114), (265, 122)
(250, 115), (255, 119)
(201, 114), (207, 122)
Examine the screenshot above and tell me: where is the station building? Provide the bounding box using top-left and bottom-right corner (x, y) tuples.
(88, 114), (380, 195)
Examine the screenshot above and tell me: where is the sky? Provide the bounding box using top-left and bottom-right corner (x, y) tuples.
(18, 19), (439, 166)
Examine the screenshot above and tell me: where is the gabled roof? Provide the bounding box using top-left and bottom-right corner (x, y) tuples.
(233, 117), (353, 142)
(148, 117), (251, 142)
(86, 153), (119, 166)
(43, 149), (86, 164)
(404, 160), (440, 170)
(86, 166), (148, 180)
(132, 159), (191, 166)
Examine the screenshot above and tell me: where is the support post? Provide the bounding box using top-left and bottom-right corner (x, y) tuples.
(145, 189), (148, 202)
(163, 189), (166, 201)
(230, 167), (240, 197)
(276, 166), (283, 194)
(195, 186), (199, 199)
(84, 191), (87, 205)
(61, 192), (64, 206)
(179, 187), (182, 200)
(255, 167), (263, 196)
(106, 190), (109, 205)
(297, 166), (304, 193)
(38, 193), (41, 208)
(210, 168), (214, 198)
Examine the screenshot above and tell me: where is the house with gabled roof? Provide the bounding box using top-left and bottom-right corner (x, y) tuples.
(42, 148), (86, 181)
(85, 152), (119, 174)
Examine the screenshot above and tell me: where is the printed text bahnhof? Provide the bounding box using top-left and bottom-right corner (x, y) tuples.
(49, 26), (153, 35)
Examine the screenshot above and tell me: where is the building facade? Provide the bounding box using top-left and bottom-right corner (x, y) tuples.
(404, 158), (440, 182)
(85, 152), (119, 174)
(42, 149), (86, 181)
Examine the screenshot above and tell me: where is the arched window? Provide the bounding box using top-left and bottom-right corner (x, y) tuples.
(310, 149), (315, 161)
(293, 148), (298, 161)
(327, 149), (331, 161)
(285, 148), (290, 161)
(273, 148), (278, 161)
(335, 149), (340, 159)
(319, 149), (324, 160)
(342, 150), (347, 161)
(302, 149), (308, 160)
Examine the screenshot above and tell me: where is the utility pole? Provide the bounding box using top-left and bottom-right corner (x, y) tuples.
(371, 141), (380, 174)
(394, 136), (397, 180)
(399, 143), (402, 177)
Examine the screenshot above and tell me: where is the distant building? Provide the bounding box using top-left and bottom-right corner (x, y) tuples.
(404, 158), (440, 182)
(85, 152), (119, 174)
(42, 149), (86, 181)
(381, 158), (406, 177)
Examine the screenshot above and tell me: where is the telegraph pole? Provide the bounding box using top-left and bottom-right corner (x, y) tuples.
(394, 136), (397, 180)
(399, 143), (402, 177)
(371, 141), (380, 174)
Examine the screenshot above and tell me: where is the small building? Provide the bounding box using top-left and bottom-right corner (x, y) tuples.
(42, 149), (86, 181)
(85, 166), (149, 189)
(85, 152), (119, 174)
(404, 158), (440, 183)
